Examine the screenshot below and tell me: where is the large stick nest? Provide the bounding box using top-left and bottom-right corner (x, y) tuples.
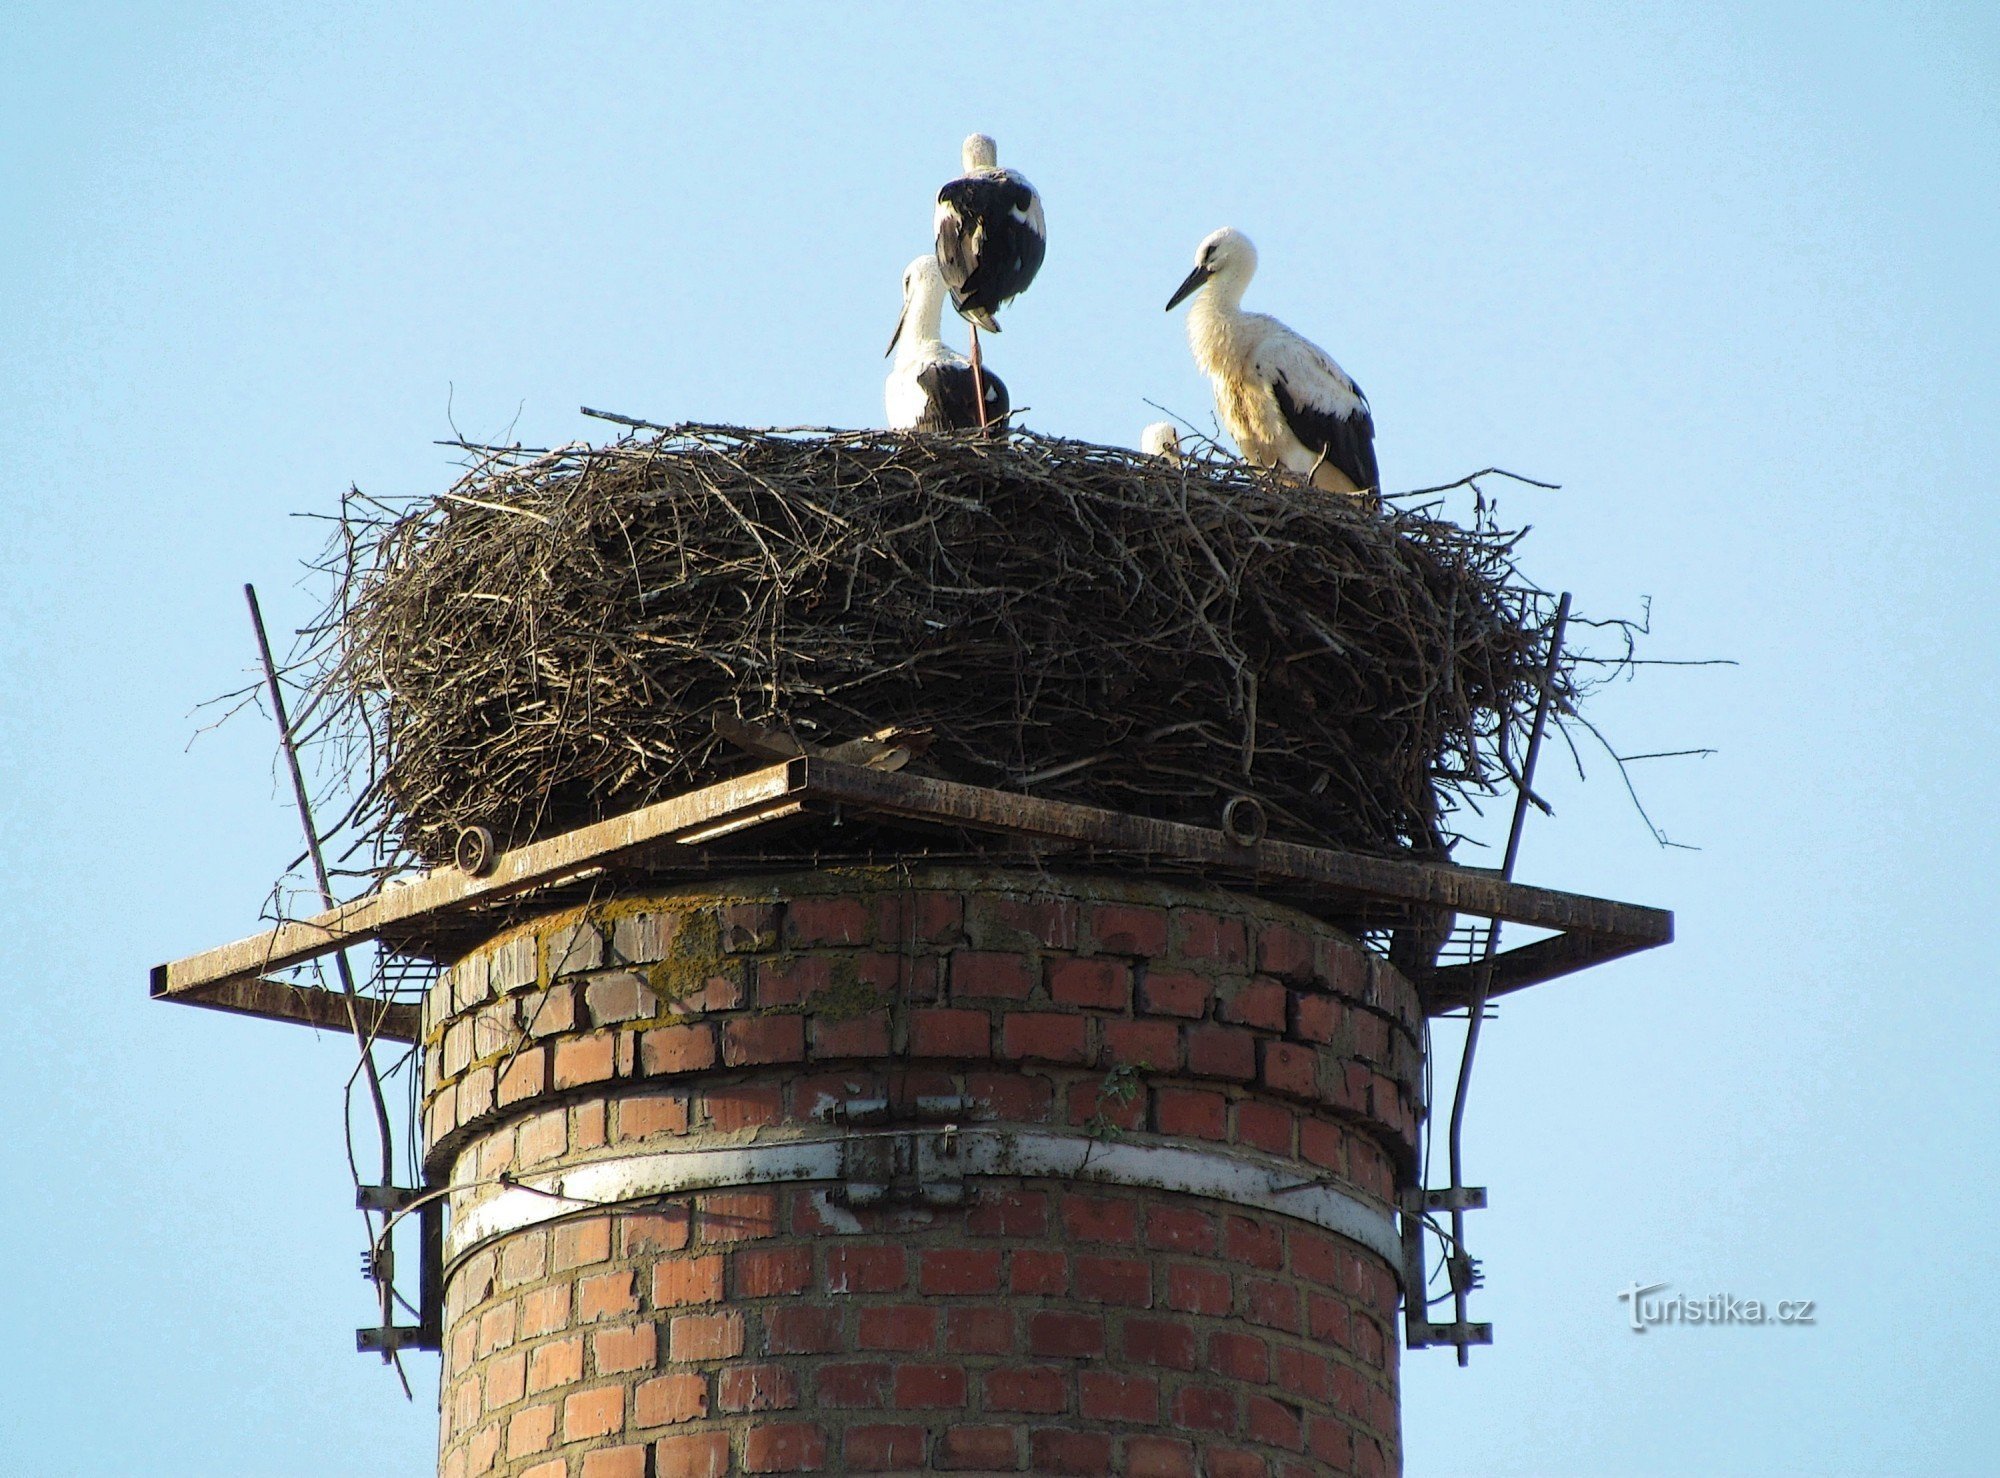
(308, 426), (1573, 872)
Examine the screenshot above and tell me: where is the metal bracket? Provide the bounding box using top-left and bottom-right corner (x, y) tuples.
(824, 1095), (971, 1208)
(354, 1194), (444, 1357)
(356, 1184), (425, 1213)
(1401, 1186), (1495, 1353)
(1421, 1185), (1487, 1213)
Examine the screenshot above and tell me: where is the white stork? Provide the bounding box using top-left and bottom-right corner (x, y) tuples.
(886, 254), (1009, 433)
(934, 133), (1044, 427)
(1140, 422), (1183, 463)
(1166, 228), (1379, 499)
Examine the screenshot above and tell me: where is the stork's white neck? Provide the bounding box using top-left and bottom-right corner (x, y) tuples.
(896, 270), (950, 366)
(1186, 280), (1254, 375)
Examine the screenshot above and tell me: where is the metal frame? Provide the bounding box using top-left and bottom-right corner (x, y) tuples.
(151, 757), (1671, 1029)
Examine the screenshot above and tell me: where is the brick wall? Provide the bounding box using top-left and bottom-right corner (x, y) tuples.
(423, 868), (1420, 1477)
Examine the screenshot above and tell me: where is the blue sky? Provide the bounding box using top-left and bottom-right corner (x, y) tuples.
(2, 3), (1995, 1473)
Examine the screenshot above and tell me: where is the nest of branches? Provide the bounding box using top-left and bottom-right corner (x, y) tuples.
(306, 424), (1577, 872)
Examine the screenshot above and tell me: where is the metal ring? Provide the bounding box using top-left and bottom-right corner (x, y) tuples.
(1221, 795), (1267, 846)
(454, 825), (497, 877)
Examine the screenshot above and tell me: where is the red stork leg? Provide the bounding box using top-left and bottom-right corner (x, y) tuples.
(967, 323), (990, 431)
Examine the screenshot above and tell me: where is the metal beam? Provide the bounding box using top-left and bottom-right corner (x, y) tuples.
(148, 969), (420, 1043)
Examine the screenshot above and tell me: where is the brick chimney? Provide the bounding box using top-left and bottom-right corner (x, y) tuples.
(424, 866), (1417, 1477)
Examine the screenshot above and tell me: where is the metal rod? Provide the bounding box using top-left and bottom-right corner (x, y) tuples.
(1444, 590), (1571, 1364)
(245, 583), (400, 1354)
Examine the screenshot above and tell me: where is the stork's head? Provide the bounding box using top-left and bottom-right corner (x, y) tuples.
(1140, 422), (1183, 462)
(888, 254), (947, 358)
(1166, 227), (1258, 310)
(962, 133), (999, 172)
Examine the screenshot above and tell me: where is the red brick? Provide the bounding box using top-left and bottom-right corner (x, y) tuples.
(476, 1301), (517, 1356)
(1062, 1194), (1139, 1244)
(1177, 910), (1248, 964)
(506, 1403), (556, 1458)
(1165, 1263), (1231, 1316)
(635, 1372), (709, 1425)
(1235, 1100), (1294, 1154)
(668, 1310), (744, 1361)
(892, 1362), (966, 1407)
(618, 1092), (690, 1140)
(814, 1361), (890, 1407)
(1122, 1316), (1197, 1370)
(787, 895), (871, 945)
(640, 1024), (717, 1075)
(1292, 992), (1338, 1043)
(1246, 1276), (1304, 1333)
(951, 949), (1035, 999)
(1078, 1370), (1159, 1421)
(756, 955), (832, 1008)
(919, 1248), (1003, 1296)
(1257, 923), (1315, 977)
(553, 1031), (619, 1088)
(1208, 1330), (1270, 1382)
(966, 1069), (1054, 1121)
(720, 1363), (801, 1413)
(1089, 903), (1170, 955)
(826, 1244), (906, 1294)
(655, 1431), (730, 1478)
(593, 1322), (658, 1375)
(519, 1461), (566, 1478)
(563, 1385), (624, 1441)
(527, 1336), (583, 1394)
(968, 1188), (1048, 1238)
(1275, 1345), (1335, 1402)
(1300, 1117), (1346, 1171)
(619, 1207), (691, 1257)
(1154, 1086), (1227, 1140)
(1171, 1383), (1237, 1433)
(1027, 1310), (1104, 1358)
(1010, 1249), (1068, 1295)
(767, 1305), (842, 1354)
(1139, 968), (1209, 1018)
(1048, 956), (1131, 1010)
(1220, 976), (1288, 1029)
(498, 1048), (547, 1106)
(698, 1189), (778, 1242)
(720, 900), (781, 952)
(1289, 1229), (1344, 1290)
(1032, 1430), (1115, 1475)
(856, 1304), (936, 1352)
(1145, 1204), (1218, 1254)
(705, 1083), (786, 1131)
(581, 1446), (648, 1478)
(1102, 1017), (1180, 1070)
(845, 1424), (926, 1470)
(1307, 1417), (1354, 1470)
(984, 1365), (1068, 1413)
(1227, 1216), (1284, 1270)
(734, 1244), (813, 1298)
(1001, 1012), (1089, 1063)
(1262, 1040), (1319, 1097)
(1069, 1078), (1146, 1132)
(1187, 1024), (1257, 1080)
(937, 1427), (1018, 1470)
(1204, 1447), (1270, 1478)
(972, 894), (1078, 949)
(1249, 1396), (1305, 1450)
(943, 1305), (1012, 1354)
(1126, 1436), (1199, 1478)
(520, 1284), (571, 1337)
(723, 1014), (805, 1066)
(484, 1350), (526, 1410)
(911, 1007), (990, 1058)
(577, 1269), (638, 1321)
(744, 1420), (827, 1473)
(811, 1010), (892, 1059)
(653, 1254), (723, 1307)
(1306, 1291), (1351, 1345)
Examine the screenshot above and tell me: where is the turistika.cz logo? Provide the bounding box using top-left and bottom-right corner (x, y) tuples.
(1616, 1281), (1816, 1332)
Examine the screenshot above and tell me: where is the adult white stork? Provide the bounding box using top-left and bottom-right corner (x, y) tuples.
(886, 254), (1009, 433)
(1165, 228), (1379, 499)
(1140, 421), (1183, 463)
(934, 133), (1044, 427)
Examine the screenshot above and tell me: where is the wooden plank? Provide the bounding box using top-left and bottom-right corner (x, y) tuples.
(152, 763), (804, 1000)
(150, 970), (421, 1043)
(793, 759), (1673, 946)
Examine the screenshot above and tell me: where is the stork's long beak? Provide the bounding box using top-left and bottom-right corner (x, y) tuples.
(886, 306), (906, 359)
(1166, 263), (1213, 311)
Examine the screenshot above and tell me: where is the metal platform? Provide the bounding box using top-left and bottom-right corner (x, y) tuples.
(150, 757), (1672, 1035)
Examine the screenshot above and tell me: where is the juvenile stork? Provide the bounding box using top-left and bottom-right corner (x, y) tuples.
(934, 133), (1044, 426)
(1166, 228), (1379, 499)
(886, 254), (1009, 433)
(1140, 421), (1183, 464)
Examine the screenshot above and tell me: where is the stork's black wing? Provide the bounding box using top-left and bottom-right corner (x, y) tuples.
(935, 172), (1045, 320)
(915, 362), (1010, 432)
(1273, 374), (1379, 494)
